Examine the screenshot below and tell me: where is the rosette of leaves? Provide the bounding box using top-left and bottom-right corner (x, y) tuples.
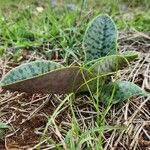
(0, 14), (149, 104)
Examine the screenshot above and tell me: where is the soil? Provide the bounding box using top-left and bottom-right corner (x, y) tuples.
(0, 92), (69, 149)
(0, 30), (150, 149)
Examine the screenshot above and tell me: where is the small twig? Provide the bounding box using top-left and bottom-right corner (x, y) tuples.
(143, 64), (150, 91)
(132, 28), (150, 40)
(20, 95), (52, 124)
(21, 95), (48, 106)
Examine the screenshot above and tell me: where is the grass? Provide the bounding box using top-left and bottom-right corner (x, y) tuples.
(0, 122), (9, 140)
(0, 0), (150, 149)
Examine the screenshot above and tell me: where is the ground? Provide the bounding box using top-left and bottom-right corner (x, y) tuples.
(0, 0), (150, 150)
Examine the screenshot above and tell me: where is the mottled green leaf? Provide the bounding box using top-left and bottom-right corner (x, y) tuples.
(89, 55), (129, 75)
(88, 50), (139, 76)
(101, 81), (149, 104)
(0, 61), (93, 94)
(0, 60), (63, 86)
(83, 15), (117, 61)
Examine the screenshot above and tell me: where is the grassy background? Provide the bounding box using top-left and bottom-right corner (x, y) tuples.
(0, 0), (150, 62)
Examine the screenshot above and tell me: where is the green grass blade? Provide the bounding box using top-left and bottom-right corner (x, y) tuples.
(0, 122), (9, 129)
(0, 122), (10, 140)
(122, 50), (139, 61)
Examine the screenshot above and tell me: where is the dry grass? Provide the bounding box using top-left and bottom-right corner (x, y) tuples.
(0, 30), (150, 150)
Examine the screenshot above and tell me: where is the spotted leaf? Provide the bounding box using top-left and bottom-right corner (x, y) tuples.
(88, 50), (139, 76)
(83, 15), (117, 61)
(89, 55), (128, 76)
(0, 60), (63, 86)
(101, 81), (149, 104)
(0, 61), (93, 94)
